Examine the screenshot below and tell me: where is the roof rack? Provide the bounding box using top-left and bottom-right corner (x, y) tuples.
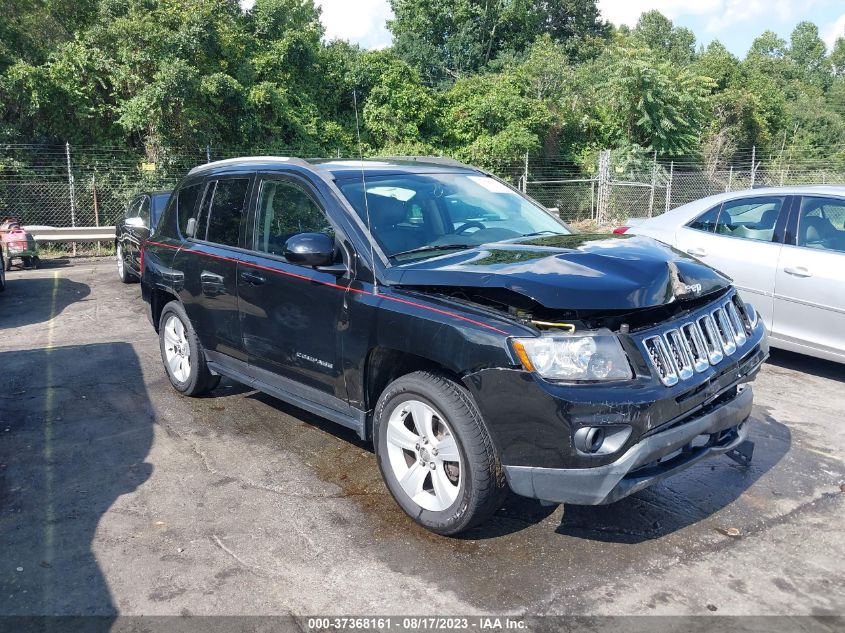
(187, 156), (313, 176)
(374, 156), (472, 169)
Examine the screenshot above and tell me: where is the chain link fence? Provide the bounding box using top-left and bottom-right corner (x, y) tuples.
(2, 144), (844, 244)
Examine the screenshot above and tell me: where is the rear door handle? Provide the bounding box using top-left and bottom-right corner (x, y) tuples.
(784, 266), (812, 278)
(240, 271), (266, 285)
(686, 247), (707, 257)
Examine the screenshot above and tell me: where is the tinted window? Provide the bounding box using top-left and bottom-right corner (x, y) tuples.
(126, 197), (142, 219)
(138, 197), (151, 225)
(204, 179), (250, 247)
(194, 181), (217, 240)
(714, 196), (785, 243)
(797, 196), (845, 253)
(151, 193), (171, 228)
(176, 183), (204, 238)
(688, 204), (720, 232)
(255, 180), (333, 256)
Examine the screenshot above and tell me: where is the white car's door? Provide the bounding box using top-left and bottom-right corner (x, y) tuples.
(674, 195), (789, 332)
(773, 195), (845, 362)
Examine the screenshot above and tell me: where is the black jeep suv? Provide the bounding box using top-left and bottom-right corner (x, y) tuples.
(141, 156), (768, 535)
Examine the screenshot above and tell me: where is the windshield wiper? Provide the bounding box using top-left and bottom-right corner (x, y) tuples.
(520, 230), (566, 237)
(390, 243), (475, 259)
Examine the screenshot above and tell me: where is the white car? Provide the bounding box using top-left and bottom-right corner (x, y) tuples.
(621, 186), (845, 364)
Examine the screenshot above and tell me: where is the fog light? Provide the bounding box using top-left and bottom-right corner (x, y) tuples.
(574, 424), (633, 456)
(575, 426), (605, 454)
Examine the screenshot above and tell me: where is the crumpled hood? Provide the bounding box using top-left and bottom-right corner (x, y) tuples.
(383, 234), (731, 311)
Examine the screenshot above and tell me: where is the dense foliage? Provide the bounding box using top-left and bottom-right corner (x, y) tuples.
(1, 1), (844, 171)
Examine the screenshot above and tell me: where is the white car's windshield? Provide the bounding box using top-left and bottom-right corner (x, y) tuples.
(337, 173), (569, 261)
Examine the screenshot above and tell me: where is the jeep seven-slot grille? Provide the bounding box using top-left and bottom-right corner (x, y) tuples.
(643, 295), (753, 386)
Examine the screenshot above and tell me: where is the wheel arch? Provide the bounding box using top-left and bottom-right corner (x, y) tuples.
(363, 346), (465, 441)
(150, 288), (181, 332)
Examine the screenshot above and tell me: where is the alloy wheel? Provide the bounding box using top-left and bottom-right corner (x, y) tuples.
(384, 399), (462, 511)
(163, 314), (192, 383)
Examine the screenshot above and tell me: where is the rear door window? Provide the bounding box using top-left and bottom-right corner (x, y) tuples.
(202, 178), (250, 247)
(797, 196), (845, 253)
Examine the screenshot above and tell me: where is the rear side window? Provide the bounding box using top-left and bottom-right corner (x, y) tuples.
(203, 178), (250, 247)
(176, 183), (204, 238)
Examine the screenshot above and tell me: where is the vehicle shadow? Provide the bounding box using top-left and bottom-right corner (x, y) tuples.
(766, 348), (844, 383)
(0, 343), (154, 621)
(0, 277), (90, 329)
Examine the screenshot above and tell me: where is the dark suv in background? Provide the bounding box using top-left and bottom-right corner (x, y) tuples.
(116, 190), (171, 283)
(140, 156), (768, 535)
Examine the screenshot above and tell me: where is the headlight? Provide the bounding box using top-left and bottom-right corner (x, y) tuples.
(511, 331), (632, 382)
(744, 302), (758, 328)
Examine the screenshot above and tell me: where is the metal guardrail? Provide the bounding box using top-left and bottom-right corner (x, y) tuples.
(24, 225), (116, 242)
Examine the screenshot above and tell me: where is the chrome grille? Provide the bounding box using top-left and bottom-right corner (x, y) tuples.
(713, 307), (737, 355)
(642, 295), (751, 386)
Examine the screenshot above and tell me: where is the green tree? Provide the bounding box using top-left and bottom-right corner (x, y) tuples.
(787, 21), (830, 89)
(388, 0), (606, 85)
(632, 10), (696, 66)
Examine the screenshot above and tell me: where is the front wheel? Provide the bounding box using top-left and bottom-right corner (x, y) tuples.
(158, 302), (220, 396)
(374, 371), (507, 535)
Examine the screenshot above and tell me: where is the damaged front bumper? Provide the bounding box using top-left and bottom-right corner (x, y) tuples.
(503, 385), (753, 505)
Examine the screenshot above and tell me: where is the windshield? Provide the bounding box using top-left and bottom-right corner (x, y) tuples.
(336, 173), (569, 261)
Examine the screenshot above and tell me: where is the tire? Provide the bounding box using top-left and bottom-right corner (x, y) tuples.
(22, 256), (32, 268)
(3, 255), (11, 272)
(373, 371), (507, 535)
(158, 301), (220, 396)
(116, 242), (137, 283)
(32, 256), (40, 269)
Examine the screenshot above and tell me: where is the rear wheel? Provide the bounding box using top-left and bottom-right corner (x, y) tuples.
(374, 371), (507, 535)
(31, 256), (40, 269)
(158, 302), (220, 396)
(116, 243), (137, 283)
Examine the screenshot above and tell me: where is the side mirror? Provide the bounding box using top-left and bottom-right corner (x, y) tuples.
(283, 232), (337, 268)
(126, 216), (147, 229)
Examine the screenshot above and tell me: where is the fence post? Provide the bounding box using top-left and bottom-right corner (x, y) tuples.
(65, 141), (77, 256)
(750, 146), (757, 188)
(727, 166), (733, 192)
(522, 151), (529, 193)
(596, 150), (611, 226)
(665, 161), (674, 213)
(206, 144), (211, 163)
(647, 151), (657, 217)
(92, 174), (101, 255)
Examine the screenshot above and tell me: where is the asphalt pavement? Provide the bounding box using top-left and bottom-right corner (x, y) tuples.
(0, 259), (842, 617)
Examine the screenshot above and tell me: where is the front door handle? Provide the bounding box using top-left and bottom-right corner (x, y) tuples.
(240, 271), (266, 285)
(784, 266), (812, 278)
(687, 247), (707, 257)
